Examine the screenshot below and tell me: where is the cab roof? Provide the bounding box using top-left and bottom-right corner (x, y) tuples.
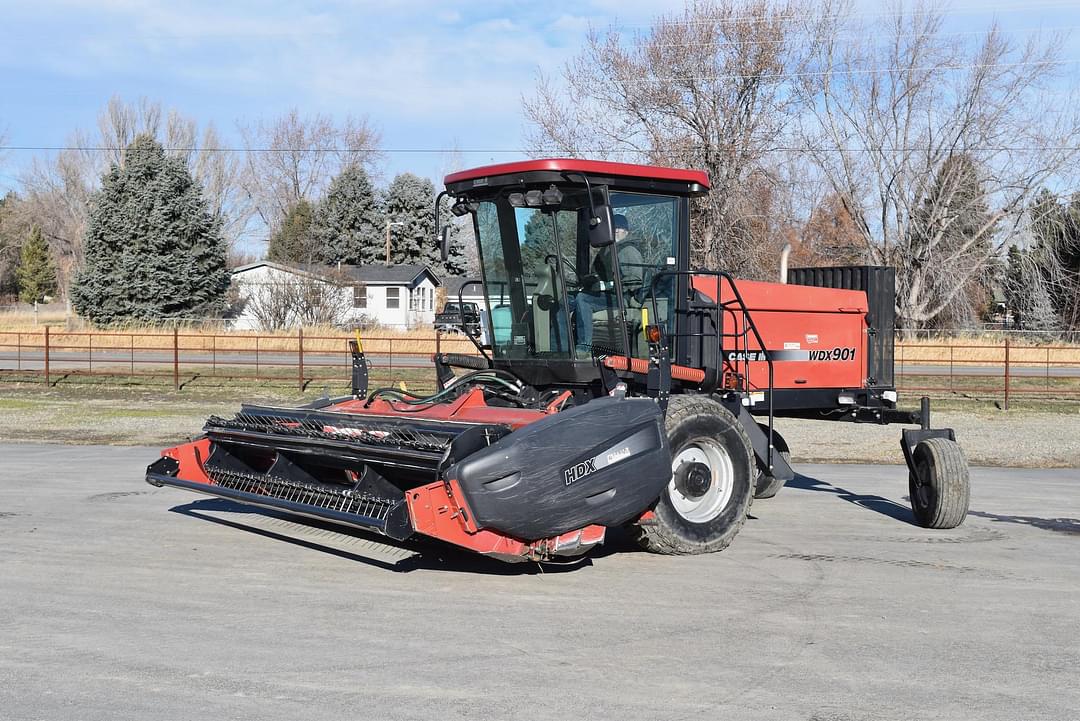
(443, 158), (710, 194)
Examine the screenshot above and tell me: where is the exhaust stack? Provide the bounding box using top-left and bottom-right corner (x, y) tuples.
(779, 243), (791, 284)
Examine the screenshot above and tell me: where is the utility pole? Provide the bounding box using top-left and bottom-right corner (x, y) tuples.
(385, 221), (405, 266)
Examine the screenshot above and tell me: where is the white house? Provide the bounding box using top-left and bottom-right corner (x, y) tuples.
(345, 264), (440, 330)
(230, 261), (441, 330)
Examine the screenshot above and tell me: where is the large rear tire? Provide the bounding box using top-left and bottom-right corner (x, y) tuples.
(753, 424), (791, 499)
(634, 395), (755, 555)
(909, 437), (970, 529)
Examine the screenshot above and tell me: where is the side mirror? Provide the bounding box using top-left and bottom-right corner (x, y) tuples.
(588, 204), (614, 247)
(439, 225), (451, 262)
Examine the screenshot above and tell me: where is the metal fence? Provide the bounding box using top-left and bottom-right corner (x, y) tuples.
(895, 337), (1080, 408)
(0, 328), (479, 391)
(1, 327), (1078, 406)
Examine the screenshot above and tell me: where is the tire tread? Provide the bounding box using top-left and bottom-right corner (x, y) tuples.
(911, 437), (970, 529)
(633, 395), (754, 555)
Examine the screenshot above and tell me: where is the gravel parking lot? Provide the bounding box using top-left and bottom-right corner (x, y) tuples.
(1, 443), (1078, 720)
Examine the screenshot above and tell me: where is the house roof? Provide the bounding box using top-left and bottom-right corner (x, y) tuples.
(232, 261), (440, 287)
(343, 264), (438, 286)
(231, 260), (327, 281)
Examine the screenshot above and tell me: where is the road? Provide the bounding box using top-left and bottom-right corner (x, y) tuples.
(2, 348), (1079, 378)
(1, 443), (1078, 720)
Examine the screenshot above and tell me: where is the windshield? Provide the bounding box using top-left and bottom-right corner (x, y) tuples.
(474, 187), (678, 363)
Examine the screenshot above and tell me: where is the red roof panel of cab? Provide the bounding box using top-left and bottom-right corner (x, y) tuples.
(444, 158), (710, 189)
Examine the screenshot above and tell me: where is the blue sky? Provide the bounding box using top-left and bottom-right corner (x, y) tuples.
(2, 0), (1080, 195)
(0, 0), (682, 191)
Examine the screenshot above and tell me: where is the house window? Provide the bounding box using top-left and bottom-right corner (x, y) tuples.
(411, 286), (432, 311)
(386, 287), (400, 309)
(353, 284), (367, 308)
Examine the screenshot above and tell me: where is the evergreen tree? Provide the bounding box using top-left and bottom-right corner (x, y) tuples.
(1004, 244), (1059, 332)
(0, 192), (19, 296)
(72, 135), (229, 324)
(1029, 189), (1080, 329)
(16, 226), (58, 304)
(521, 209), (577, 281)
(308, 164), (383, 265)
(1003, 245), (1026, 328)
(384, 172), (437, 267)
(437, 194), (469, 276)
(267, 199), (315, 263)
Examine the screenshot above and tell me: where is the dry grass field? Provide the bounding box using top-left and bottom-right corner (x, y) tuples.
(3, 308), (1079, 365)
(0, 310), (476, 355)
(896, 334), (1080, 366)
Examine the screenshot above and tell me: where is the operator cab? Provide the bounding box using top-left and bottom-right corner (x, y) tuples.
(443, 159), (708, 388)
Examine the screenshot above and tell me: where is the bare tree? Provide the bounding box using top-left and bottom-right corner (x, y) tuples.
(12, 96), (253, 296)
(14, 148), (94, 294)
(524, 0), (828, 277)
(92, 96), (249, 236)
(238, 109), (383, 234)
(797, 1), (1080, 328)
(1026, 189), (1080, 330)
(238, 268), (355, 331)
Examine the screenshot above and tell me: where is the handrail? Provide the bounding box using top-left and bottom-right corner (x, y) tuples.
(646, 268), (777, 471)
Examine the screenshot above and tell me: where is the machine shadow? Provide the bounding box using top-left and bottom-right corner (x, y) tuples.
(786, 471), (918, 526)
(168, 498), (597, 575)
(967, 510), (1080, 535)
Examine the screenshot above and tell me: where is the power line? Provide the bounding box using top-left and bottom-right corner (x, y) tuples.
(636, 0), (1080, 29)
(3, 145), (1080, 154)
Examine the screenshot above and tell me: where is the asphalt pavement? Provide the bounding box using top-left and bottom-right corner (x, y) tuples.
(1, 443), (1078, 720)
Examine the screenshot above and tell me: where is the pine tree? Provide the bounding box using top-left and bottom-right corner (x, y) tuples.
(0, 192), (20, 296)
(268, 199), (315, 263)
(384, 172), (438, 267)
(72, 135), (230, 324)
(308, 164), (384, 265)
(16, 226), (58, 304)
(1029, 189), (1080, 329)
(437, 194), (469, 276)
(1003, 245), (1026, 328)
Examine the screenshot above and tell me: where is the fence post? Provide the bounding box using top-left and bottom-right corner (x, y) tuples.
(435, 329), (441, 358)
(88, 332), (93, 374)
(949, 345), (954, 393)
(1046, 346), (1050, 394)
(255, 336), (260, 380)
(389, 337), (394, 378)
(298, 327), (304, 392)
(17, 332), (21, 371)
(173, 327), (179, 392)
(44, 326), (50, 386)
(1003, 337), (1010, 411)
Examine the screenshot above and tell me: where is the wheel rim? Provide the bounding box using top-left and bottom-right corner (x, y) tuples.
(668, 440), (734, 523)
(912, 457), (934, 510)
